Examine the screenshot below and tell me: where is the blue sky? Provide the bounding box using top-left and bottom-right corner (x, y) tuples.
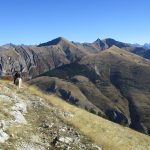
(0, 0), (150, 45)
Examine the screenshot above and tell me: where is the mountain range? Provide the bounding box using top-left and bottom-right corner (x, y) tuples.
(0, 37), (150, 136)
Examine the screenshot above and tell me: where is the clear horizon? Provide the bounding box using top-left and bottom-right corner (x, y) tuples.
(0, 36), (148, 46)
(0, 0), (150, 45)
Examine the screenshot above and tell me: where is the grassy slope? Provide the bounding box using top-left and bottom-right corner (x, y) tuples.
(0, 80), (98, 149)
(26, 84), (150, 150)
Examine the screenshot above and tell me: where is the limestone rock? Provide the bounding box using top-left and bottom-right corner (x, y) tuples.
(10, 110), (27, 124)
(59, 136), (73, 144)
(0, 129), (9, 143)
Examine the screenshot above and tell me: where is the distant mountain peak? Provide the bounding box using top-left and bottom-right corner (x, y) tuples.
(38, 37), (69, 47)
(93, 38), (103, 44)
(93, 38), (105, 50)
(2, 43), (15, 47)
(95, 38), (101, 42)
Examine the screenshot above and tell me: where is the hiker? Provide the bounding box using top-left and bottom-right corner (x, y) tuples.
(13, 71), (22, 88)
(14, 71), (21, 84)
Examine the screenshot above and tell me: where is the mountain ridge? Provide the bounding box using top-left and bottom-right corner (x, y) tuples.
(0, 36), (150, 136)
(28, 45), (150, 135)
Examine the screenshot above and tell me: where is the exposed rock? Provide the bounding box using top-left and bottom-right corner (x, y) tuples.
(16, 142), (45, 150)
(10, 110), (27, 124)
(11, 102), (27, 114)
(92, 144), (102, 150)
(0, 120), (5, 130)
(58, 136), (73, 144)
(0, 95), (12, 102)
(0, 129), (9, 143)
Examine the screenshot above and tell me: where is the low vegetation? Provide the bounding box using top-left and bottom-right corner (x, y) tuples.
(25, 83), (150, 150)
(0, 79), (150, 150)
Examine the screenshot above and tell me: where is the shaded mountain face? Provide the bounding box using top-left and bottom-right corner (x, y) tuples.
(29, 46), (150, 135)
(1, 37), (150, 135)
(0, 45), (64, 78)
(128, 47), (150, 59)
(0, 37), (86, 78)
(73, 38), (130, 53)
(28, 76), (103, 114)
(0, 37), (150, 78)
(80, 46), (150, 134)
(93, 38), (130, 49)
(73, 38), (150, 60)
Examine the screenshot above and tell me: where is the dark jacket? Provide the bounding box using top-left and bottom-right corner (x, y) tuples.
(14, 72), (21, 84)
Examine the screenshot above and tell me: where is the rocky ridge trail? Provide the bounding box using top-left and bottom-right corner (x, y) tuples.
(0, 81), (101, 150)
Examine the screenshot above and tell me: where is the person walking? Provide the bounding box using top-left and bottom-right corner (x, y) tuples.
(13, 71), (21, 84)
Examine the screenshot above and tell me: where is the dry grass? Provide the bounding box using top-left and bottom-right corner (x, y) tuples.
(24, 84), (150, 150)
(0, 102), (13, 120)
(0, 80), (149, 150)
